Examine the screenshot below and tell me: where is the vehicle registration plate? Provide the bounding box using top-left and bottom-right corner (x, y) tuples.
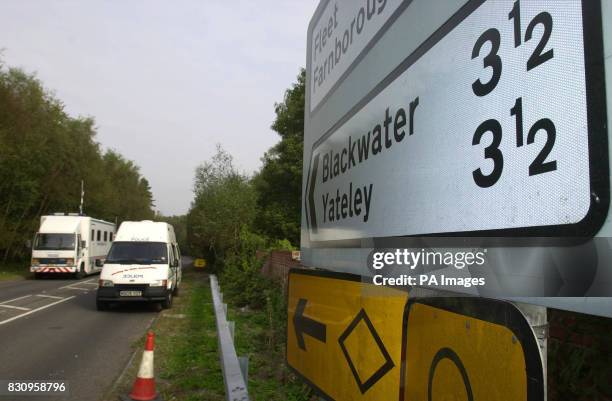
(120, 291), (142, 297)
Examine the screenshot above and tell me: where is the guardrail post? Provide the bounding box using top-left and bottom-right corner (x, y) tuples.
(228, 321), (235, 340)
(238, 356), (249, 384)
(210, 275), (249, 401)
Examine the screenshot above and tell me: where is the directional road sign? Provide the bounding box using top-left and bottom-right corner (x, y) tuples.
(303, 0), (607, 243)
(308, 0), (408, 113)
(301, 0), (612, 319)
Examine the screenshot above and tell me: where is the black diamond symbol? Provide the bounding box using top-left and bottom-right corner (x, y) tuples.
(338, 309), (394, 394)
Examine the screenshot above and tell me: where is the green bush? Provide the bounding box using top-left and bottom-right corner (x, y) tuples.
(220, 228), (277, 309)
(548, 309), (612, 401)
(268, 238), (295, 251)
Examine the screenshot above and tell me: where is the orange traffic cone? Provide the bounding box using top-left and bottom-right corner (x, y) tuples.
(122, 332), (163, 401)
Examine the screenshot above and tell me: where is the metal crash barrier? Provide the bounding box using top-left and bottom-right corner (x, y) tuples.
(210, 275), (249, 401)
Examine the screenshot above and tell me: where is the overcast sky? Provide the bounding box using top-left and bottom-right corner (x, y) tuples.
(0, 0), (317, 215)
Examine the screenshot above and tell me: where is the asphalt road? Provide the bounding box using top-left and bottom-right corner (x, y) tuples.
(0, 261), (188, 401)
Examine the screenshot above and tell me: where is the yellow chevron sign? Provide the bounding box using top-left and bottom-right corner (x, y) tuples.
(287, 270), (408, 400)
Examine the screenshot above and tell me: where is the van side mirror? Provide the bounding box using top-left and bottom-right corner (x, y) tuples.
(172, 259), (179, 267)
(81, 240), (87, 249)
(25, 240), (32, 249)
(95, 259), (104, 267)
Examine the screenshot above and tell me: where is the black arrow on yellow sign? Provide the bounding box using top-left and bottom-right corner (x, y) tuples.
(294, 298), (326, 351)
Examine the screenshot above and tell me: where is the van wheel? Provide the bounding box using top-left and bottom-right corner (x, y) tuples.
(161, 291), (173, 309)
(75, 264), (85, 279)
(96, 300), (108, 311)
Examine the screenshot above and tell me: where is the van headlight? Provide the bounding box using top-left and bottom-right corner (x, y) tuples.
(99, 279), (114, 287)
(31, 258), (40, 266)
(65, 258), (74, 266)
(150, 280), (167, 287)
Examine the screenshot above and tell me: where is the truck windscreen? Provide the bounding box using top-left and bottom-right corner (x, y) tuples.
(34, 233), (76, 250)
(106, 242), (168, 264)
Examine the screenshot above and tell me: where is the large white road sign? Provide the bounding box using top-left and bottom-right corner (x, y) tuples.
(305, 0), (607, 242)
(308, 0), (406, 112)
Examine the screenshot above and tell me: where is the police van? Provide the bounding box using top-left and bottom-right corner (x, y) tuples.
(96, 220), (182, 310)
(31, 213), (116, 278)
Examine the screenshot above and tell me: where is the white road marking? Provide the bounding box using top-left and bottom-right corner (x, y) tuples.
(63, 286), (91, 291)
(0, 295), (32, 305)
(0, 304), (30, 311)
(0, 278), (96, 326)
(35, 294), (64, 300)
(0, 296), (75, 326)
(58, 278), (95, 289)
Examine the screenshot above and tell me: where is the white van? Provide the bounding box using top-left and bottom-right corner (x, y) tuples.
(96, 220), (182, 310)
(31, 213), (116, 278)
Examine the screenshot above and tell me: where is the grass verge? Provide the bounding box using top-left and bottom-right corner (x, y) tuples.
(106, 268), (308, 401)
(227, 301), (312, 401)
(103, 269), (224, 401)
(0, 262), (31, 281)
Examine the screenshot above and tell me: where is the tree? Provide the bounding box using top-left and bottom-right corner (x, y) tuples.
(253, 69), (305, 245)
(99, 150), (155, 222)
(187, 145), (256, 262)
(0, 61), (155, 262)
(155, 213), (188, 254)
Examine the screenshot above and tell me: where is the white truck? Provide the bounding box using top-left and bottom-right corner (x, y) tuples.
(96, 220), (182, 310)
(31, 213), (116, 278)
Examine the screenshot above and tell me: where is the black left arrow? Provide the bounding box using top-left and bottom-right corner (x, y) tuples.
(294, 298), (326, 351)
(306, 154), (319, 233)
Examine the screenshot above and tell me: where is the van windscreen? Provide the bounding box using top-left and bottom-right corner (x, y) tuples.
(106, 242), (167, 264)
(34, 233), (75, 251)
